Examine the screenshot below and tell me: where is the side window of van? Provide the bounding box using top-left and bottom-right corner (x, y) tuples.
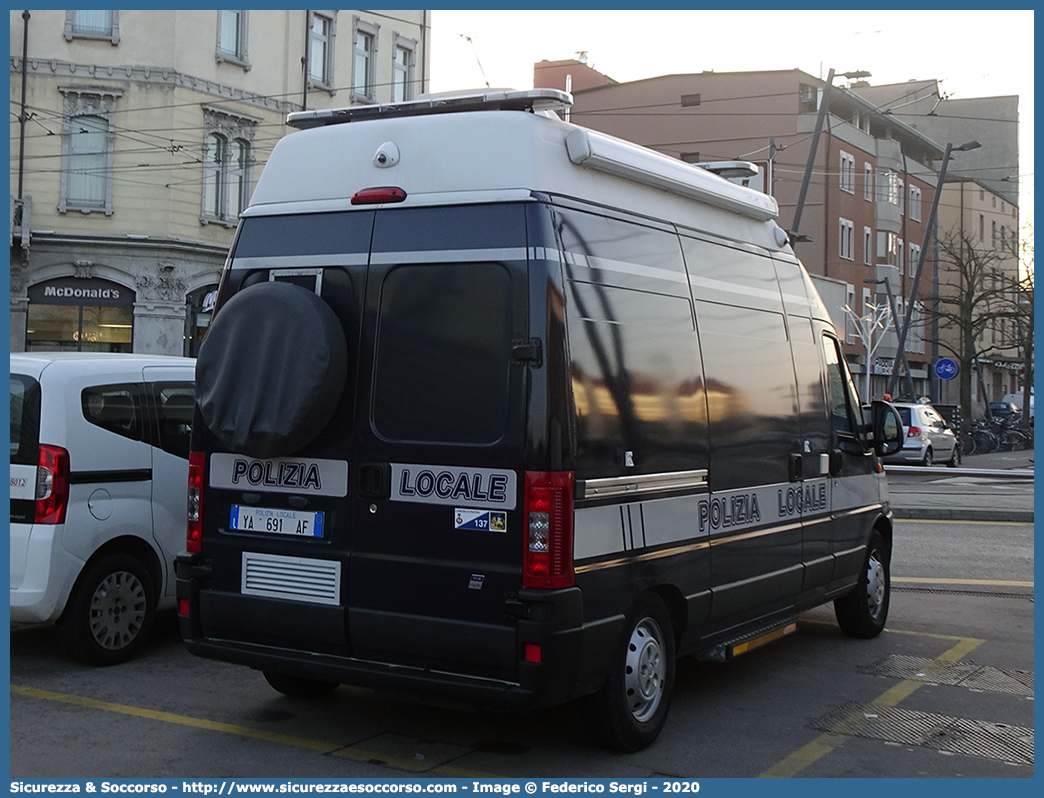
(555, 208), (707, 475)
(152, 383), (195, 459)
(82, 384), (147, 443)
(822, 336), (861, 439)
(372, 262), (512, 444)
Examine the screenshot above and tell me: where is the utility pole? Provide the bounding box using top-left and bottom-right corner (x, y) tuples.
(887, 140), (982, 398)
(790, 68), (871, 239)
(18, 10), (30, 199)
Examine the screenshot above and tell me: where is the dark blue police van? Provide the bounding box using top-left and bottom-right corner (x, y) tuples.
(176, 89), (903, 751)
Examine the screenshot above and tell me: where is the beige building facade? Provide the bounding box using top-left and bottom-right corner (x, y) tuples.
(11, 9), (431, 355)
(934, 178), (1024, 412)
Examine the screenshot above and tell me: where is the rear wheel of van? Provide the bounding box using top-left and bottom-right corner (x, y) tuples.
(59, 553), (155, 666)
(580, 595), (676, 752)
(263, 670), (339, 699)
(834, 530), (890, 639)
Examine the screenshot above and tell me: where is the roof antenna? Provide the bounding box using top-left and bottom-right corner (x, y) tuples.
(458, 34), (490, 88)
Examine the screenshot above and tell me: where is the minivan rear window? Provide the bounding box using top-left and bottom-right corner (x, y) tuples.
(10, 375), (41, 465)
(372, 262), (512, 444)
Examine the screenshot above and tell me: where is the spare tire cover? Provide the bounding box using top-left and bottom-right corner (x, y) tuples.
(196, 281), (348, 459)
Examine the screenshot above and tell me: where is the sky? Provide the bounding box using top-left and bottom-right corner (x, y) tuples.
(427, 8), (1034, 234)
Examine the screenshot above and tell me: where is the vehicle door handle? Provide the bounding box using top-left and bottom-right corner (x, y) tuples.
(789, 453), (803, 482)
(358, 463), (390, 499)
(830, 449), (844, 476)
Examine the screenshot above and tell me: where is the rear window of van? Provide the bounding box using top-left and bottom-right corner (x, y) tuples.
(372, 262), (512, 444)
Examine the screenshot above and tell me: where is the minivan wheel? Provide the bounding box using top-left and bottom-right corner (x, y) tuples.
(59, 553), (155, 666)
(834, 530), (890, 639)
(263, 670), (339, 698)
(580, 595), (675, 752)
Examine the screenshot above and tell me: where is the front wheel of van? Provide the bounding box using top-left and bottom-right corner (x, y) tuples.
(834, 530), (890, 639)
(263, 670), (339, 699)
(59, 553), (155, 666)
(580, 595), (676, 752)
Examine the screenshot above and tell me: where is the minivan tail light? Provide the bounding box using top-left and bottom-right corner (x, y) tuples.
(35, 445), (70, 524)
(523, 471), (575, 589)
(351, 186), (407, 205)
(187, 451), (205, 553)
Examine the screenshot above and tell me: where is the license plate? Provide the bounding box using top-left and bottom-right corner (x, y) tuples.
(229, 505), (324, 538)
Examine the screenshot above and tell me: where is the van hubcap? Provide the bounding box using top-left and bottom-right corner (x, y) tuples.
(89, 571), (147, 650)
(866, 551), (886, 620)
(624, 618), (665, 722)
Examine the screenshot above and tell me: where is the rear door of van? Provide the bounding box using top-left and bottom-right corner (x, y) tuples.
(346, 203), (532, 680)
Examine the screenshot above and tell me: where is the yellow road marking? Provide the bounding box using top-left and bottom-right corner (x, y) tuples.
(893, 576), (1034, 588)
(758, 634), (984, 778)
(9, 684), (495, 776)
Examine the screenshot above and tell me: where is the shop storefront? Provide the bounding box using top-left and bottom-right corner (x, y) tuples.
(26, 276), (135, 352)
(185, 286), (219, 356)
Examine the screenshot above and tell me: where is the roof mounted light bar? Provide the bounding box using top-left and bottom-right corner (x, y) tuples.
(287, 88), (572, 130)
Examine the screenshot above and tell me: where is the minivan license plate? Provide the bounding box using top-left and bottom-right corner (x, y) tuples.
(229, 505), (324, 538)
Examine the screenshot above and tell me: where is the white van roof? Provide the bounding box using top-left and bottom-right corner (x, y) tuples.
(248, 90), (783, 247)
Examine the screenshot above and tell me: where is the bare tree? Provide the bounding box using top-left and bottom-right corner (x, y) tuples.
(924, 230), (1028, 430)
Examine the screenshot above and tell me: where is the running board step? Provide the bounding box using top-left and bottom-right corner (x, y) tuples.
(698, 620), (798, 663)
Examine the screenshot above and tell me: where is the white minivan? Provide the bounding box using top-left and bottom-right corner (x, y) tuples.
(10, 352), (194, 664)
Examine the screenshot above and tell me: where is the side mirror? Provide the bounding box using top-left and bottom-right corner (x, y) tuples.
(871, 400), (903, 457)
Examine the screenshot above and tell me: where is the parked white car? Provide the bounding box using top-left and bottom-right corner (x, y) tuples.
(10, 352), (194, 664)
(882, 402), (960, 467)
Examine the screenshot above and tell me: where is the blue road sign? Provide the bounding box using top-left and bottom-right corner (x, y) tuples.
(935, 358), (959, 380)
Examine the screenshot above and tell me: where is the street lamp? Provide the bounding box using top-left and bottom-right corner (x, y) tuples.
(864, 274), (908, 395)
(844, 300), (893, 400)
(887, 140), (982, 398)
(790, 68), (872, 239)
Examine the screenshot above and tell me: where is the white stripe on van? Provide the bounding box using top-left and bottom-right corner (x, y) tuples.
(370, 248), (530, 265)
(574, 476), (886, 565)
(231, 254), (369, 269)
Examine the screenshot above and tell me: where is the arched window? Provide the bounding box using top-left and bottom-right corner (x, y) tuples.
(200, 109), (255, 226)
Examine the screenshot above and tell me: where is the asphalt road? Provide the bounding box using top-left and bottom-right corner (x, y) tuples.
(9, 518), (1033, 781)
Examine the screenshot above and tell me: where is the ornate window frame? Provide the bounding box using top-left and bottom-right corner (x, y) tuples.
(352, 16), (380, 103)
(64, 10), (120, 45)
(216, 10), (251, 71)
(58, 86), (122, 216)
(307, 10), (338, 94)
(200, 106), (258, 227)
(391, 32), (418, 103)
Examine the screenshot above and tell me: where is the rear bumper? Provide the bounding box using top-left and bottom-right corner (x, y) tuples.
(883, 444), (928, 464)
(9, 523), (79, 624)
(176, 552), (611, 710)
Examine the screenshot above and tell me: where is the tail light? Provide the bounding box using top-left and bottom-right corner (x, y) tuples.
(34, 445), (70, 524)
(907, 426), (923, 438)
(186, 451), (205, 553)
(523, 471), (575, 589)
(351, 186), (407, 205)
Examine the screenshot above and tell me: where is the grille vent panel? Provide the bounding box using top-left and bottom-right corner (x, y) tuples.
(241, 551), (341, 605)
